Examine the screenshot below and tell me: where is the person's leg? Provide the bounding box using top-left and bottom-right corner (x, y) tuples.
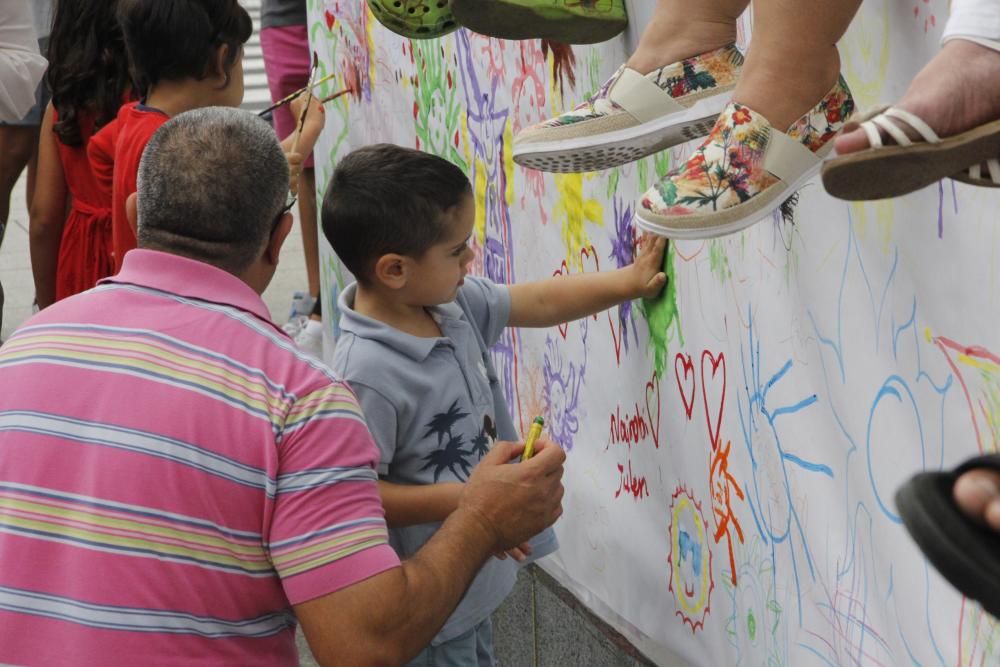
(836, 0), (1000, 154)
(0, 126), (35, 237)
(625, 0), (749, 74)
(733, 0), (861, 130)
(298, 167), (320, 300)
(954, 467), (1000, 532)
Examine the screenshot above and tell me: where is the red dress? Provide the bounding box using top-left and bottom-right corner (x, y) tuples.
(88, 101), (168, 272)
(53, 109), (115, 300)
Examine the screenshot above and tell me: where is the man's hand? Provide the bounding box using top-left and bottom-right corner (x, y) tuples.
(460, 439), (565, 551)
(626, 234), (668, 299)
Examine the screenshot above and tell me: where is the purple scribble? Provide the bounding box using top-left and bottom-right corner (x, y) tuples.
(456, 30), (521, 416)
(542, 331), (586, 451)
(609, 196), (639, 354)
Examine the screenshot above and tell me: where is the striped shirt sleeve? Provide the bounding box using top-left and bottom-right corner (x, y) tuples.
(267, 380), (400, 605)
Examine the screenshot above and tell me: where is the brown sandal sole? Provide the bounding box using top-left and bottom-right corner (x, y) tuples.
(821, 117), (1000, 200)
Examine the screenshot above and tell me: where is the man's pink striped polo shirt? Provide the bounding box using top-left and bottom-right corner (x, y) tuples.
(0, 250), (400, 666)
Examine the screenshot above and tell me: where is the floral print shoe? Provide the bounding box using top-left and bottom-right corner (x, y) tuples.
(635, 75), (855, 239)
(452, 0), (627, 44)
(513, 44), (744, 173)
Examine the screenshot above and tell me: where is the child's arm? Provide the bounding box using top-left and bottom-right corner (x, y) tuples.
(29, 103), (68, 310)
(279, 95), (325, 194)
(378, 480), (463, 527)
(508, 235), (668, 328)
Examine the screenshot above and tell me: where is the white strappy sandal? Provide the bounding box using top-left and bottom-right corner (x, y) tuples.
(821, 105), (1000, 200)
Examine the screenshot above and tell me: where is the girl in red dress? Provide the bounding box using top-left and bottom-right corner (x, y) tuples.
(29, 0), (131, 308)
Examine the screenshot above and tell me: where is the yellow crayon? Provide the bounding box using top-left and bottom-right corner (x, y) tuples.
(521, 416), (545, 461)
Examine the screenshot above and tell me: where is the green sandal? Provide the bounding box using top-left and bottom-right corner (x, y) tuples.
(451, 0), (627, 44)
(367, 0), (459, 40)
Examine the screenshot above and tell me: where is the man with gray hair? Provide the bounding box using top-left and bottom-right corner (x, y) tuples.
(0, 107), (566, 666)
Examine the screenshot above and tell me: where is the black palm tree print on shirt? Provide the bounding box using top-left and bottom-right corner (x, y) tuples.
(421, 400), (474, 481)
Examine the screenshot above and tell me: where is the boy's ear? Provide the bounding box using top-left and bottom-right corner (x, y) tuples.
(373, 253), (409, 290)
(213, 44), (231, 85)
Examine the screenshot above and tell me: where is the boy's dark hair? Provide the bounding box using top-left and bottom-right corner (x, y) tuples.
(47, 0), (132, 146)
(116, 0), (252, 97)
(322, 144), (472, 284)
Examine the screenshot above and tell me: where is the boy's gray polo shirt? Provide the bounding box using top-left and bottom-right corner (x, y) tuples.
(333, 276), (557, 645)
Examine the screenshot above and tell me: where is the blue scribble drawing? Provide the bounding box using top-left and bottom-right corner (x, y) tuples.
(608, 196), (640, 357)
(807, 211), (953, 666)
(736, 304), (826, 628)
(542, 322), (588, 452)
(455, 31), (522, 422)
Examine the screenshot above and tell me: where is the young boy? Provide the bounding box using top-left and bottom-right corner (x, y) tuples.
(324, 143), (667, 665)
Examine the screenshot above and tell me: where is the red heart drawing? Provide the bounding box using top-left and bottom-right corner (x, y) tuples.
(324, 10), (336, 31)
(674, 353), (695, 420)
(645, 372), (661, 449)
(552, 260), (570, 339)
(701, 350), (726, 451)
(608, 312), (623, 365)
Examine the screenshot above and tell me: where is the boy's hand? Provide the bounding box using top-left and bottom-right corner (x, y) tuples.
(627, 234), (669, 299)
(494, 541), (533, 563)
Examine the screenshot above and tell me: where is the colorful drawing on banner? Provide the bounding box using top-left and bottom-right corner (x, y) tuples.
(456, 30), (523, 426)
(641, 246), (683, 378)
(711, 439), (745, 586)
(723, 537), (787, 666)
(412, 40), (466, 168)
(738, 306), (826, 622)
(542, 40), (577, 101)
(607, 197), (640, 359)
(552, 172), (604, 268)
(511, 39), (551, 225)
(543, 332), (586, 452)
(930, 333), (1000, 454)
(667, 485), (714, 633)
(675, 353), (696, 420)
(959, 602), (1000, 666)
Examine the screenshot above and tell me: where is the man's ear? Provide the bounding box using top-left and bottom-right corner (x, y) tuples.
(373, 254), (409, 290)
(265, 212), (294, 266)
(126, 192), (139, 234)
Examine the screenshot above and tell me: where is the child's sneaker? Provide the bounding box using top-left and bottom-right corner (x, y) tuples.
(287, 291), (316, 322)
(293, 318), (325, 359)
(513, 45), (743, 173)
(635, 75), (856, 240)
(452, 0), (627, 44)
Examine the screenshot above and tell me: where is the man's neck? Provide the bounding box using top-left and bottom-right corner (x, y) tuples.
(353, 284), (442, 338)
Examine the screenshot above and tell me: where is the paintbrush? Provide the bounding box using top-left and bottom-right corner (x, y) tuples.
(257, 71), (339, 117)
(290, 52), (320, 157)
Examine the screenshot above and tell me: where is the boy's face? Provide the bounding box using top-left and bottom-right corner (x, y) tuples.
(408, 193), (476, 306)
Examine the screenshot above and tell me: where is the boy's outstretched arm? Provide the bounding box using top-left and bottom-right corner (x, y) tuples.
(508, 235), (668, 328)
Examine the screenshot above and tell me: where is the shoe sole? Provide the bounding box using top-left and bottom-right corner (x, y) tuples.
(822, 117), (1000, 200)
(634, 145), (832, 240)
(895, 456), (1000, 619)
(513, 93), (727, 173)
(452, 0), (626, 44)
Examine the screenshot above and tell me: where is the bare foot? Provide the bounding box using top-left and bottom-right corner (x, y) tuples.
(835, 40), (1000, 154)
(954, 467), (1000, 532)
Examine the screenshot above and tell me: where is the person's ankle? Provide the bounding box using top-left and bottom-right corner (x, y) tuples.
(733, 47), (841, 129)
(626, 18), (737, 74)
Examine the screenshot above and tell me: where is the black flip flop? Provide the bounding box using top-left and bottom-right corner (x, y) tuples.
(895, 454), (1000, 618)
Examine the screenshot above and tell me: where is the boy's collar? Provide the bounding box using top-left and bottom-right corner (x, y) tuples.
(338, 283), (462, 362)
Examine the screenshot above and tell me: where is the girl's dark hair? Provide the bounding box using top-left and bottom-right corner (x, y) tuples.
(116, 0), (252, 98)
(45, 0), (132, 147)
